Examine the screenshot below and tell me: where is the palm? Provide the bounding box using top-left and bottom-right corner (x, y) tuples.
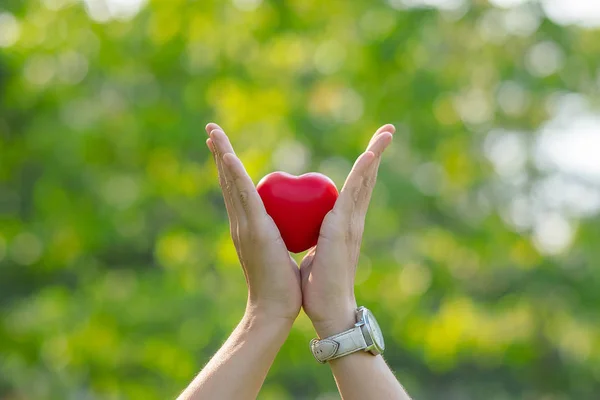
(300, 211), (359, 324)
(239, 217), (302, 316)
(299, 124), (395, 332)
(205, 122), (302, 321)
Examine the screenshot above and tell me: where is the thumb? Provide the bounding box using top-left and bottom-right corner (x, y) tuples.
(299, 246), (317, 276)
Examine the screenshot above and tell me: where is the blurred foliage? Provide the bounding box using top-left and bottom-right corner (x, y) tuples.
(1, 0), (600, 399)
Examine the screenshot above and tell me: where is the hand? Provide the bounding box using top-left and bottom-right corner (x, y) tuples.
(300, 124), (395, 337)
(205, 123), (302, 323)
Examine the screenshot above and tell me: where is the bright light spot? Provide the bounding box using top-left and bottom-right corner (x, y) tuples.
(332, 88), (364, 124)
(532, 213), (574, 255)
(156, 232), (195, 268)
(489, 0), (528, 7)
(83, 0), (109, 22)
(318, 157), (351, 189)
(525, 41), (565, 78)
(24, 55), (56, 86)
(232, 0), (262, 11)
(537, 122), (600, 180)
(544, 92), (584, 117)
(497, 81), (530, 117)
(413, 162), (446, 195)
(502, 194), (533, 231)
(107, 0), (146, 19)
(100, 84), (127, 115)
(83, 0), (147, 22)
(393, 235), (419, 264)
(388, 0), (465, 11)
(272, 140), (311, 175)
(308, 84), (363, 124)
(184, 43), (217, 73)
(488, 0), (600, 28)
(0, 12), (21, 48)
(60, 98), (97, 131)
(314, 40), (346, 75)
(558, 323), (592, 363)
(484, 129), (527, 179)
(10, 233), (43, 266)
(102, 175), (140, 209)
(359, 10), (397, 41)
(535, 95), (600, 182)
(533, 175), (600, 218)
(454, 88), (494, 125)
(399, 262), (432, 296)
(490, 92), (600, 236)
(503, 5), (541, 36)
(541, 0), (600, 28)
(57, 52), (89, 85)
(478, 9), (507, 43)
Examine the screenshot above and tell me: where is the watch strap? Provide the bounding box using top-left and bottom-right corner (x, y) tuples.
(310, 326), (367, 363)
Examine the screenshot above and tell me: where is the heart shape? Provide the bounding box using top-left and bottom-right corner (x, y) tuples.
(257, 172), (339, 253)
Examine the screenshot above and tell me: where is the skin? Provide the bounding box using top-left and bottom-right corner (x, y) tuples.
(300, 124), (411, 399)
(178, 123), (410, 400)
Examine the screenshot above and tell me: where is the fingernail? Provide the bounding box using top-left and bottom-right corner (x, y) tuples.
(382, 132), (393, 145)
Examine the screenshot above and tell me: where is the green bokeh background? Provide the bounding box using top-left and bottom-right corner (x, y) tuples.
(1, 0), (600, 398)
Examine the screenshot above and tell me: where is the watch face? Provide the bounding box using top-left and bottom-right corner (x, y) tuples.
(366, 309), (385, 351)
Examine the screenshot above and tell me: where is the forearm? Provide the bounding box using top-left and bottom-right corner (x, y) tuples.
(314, 315), (411, 400)
(178, 311), (292, 400)
(329, 353), (410, 400)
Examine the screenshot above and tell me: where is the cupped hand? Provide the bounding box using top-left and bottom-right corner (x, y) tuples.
(205, 123), (302, 322)
(300, 124), (395, 337)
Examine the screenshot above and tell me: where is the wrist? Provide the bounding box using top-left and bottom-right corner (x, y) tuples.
(243, 305), (296, 331)
(311, 307), (357, 338)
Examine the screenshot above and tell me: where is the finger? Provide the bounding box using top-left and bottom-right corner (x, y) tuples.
(376, 123), (395, 135)
(365, 125), (394, 179)
(299, 246), (317, 279)
(333, 131), (393, 217)
(332, 151), (376, 216)
(210, 129), (247, 228)
(208, 132), (240, 233)
(209, 129), (237, 156)
(367, 124), (395, 148)
(222, 153), (269, 223)
(366, 131), (393, 156)
(357, 132), (393, 216)
(364, 130), (393, 180)
(205, 122), (223, 136)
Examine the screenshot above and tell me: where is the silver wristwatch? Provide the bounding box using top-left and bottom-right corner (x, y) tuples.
(310, 306), (385, 363)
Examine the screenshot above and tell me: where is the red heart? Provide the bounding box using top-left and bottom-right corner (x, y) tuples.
(257, 172), (339, 253)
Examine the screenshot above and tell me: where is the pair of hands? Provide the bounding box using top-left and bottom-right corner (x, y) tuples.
(205, 123), (394, 338)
